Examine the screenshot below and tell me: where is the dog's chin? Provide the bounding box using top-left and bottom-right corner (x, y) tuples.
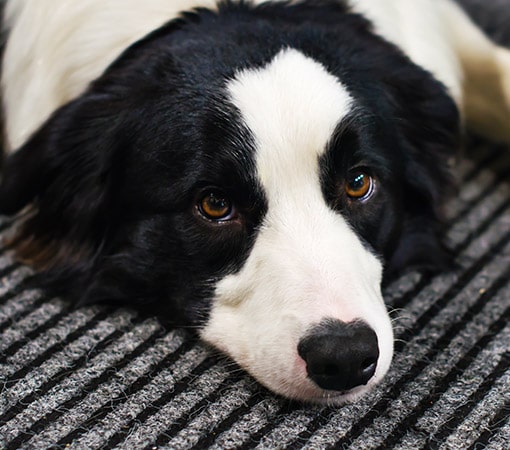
(256, 360), (385, 406)
(297, 384), (376, 406)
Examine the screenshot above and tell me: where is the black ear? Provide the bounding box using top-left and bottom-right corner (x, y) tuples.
(0, 93), (125, 274)
(386, 215), (453, 277)
(386, 65), (461, 274)
(0, 131), (55, 215)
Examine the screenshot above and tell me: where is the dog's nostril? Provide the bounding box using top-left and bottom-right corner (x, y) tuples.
(298, 319), (379, 392)
(361, 358), (377, 379)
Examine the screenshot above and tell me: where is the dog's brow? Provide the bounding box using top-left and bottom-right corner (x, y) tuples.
(226, 48), (353, 200)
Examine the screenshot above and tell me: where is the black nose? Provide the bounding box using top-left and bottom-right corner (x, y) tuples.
(297, 320), (379, 392)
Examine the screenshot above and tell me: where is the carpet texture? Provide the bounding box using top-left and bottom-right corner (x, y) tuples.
(1, 142), (509, 450)
(1, 2), (510, 449)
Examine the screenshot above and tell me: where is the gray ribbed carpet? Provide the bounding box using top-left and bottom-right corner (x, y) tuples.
(1, 141), (509, 450)
(2, 1), (510, 448)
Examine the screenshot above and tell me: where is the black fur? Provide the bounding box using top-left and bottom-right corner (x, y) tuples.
(0, 0), (460, 324)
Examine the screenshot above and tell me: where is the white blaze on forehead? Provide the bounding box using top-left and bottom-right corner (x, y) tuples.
(227, 48), (352, 197)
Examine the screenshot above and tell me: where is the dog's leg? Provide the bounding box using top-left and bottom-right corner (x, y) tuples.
(440, 0), (510, 142)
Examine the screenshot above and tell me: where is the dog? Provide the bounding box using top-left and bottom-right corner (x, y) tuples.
(0, 0), (509, 404)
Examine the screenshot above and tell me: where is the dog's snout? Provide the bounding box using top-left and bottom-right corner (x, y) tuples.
(297, 320), (379, 392)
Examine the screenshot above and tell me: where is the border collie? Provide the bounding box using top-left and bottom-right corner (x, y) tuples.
(0, 0), (509, 404)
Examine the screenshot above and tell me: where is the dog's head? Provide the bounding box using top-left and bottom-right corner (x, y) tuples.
(0, 2), (459, 403)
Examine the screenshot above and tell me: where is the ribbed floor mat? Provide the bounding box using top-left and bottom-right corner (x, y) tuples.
(0, 140), (509, 449)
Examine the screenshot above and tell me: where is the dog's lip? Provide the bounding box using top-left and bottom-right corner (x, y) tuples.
(308, 389), (348, 400)
(302, 381), (373, 403)
(294, 384), (348, 402)
(309, 393), (347, 402)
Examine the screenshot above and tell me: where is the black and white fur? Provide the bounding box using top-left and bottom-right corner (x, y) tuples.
(0, 0), (509, 404)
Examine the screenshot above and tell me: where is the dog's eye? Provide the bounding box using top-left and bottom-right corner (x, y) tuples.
(198, 190), (235, 221)
(345, 171), (374, 200)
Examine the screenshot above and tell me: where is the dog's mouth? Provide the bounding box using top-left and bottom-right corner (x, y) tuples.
(308, 390), (355, 402)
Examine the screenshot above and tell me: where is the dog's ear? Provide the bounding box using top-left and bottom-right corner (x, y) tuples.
(387, 215), (453, 277)
(386, 67), (461, 275)
(0, 120), (66, 215)
(0, 93), (126, 274)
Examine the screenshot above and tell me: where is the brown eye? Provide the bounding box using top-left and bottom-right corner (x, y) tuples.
(345, 172), (374, 200)
(198, 190), (235, 221)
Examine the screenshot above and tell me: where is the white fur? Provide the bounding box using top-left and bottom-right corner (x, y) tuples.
(350, 0), (464, 104)
(1, 0), (218, 151)
(436, 0), (510, 142)
(4, 0), (510, 152)
(352, 0), (510, 141)
(200, 50), (393, 403)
